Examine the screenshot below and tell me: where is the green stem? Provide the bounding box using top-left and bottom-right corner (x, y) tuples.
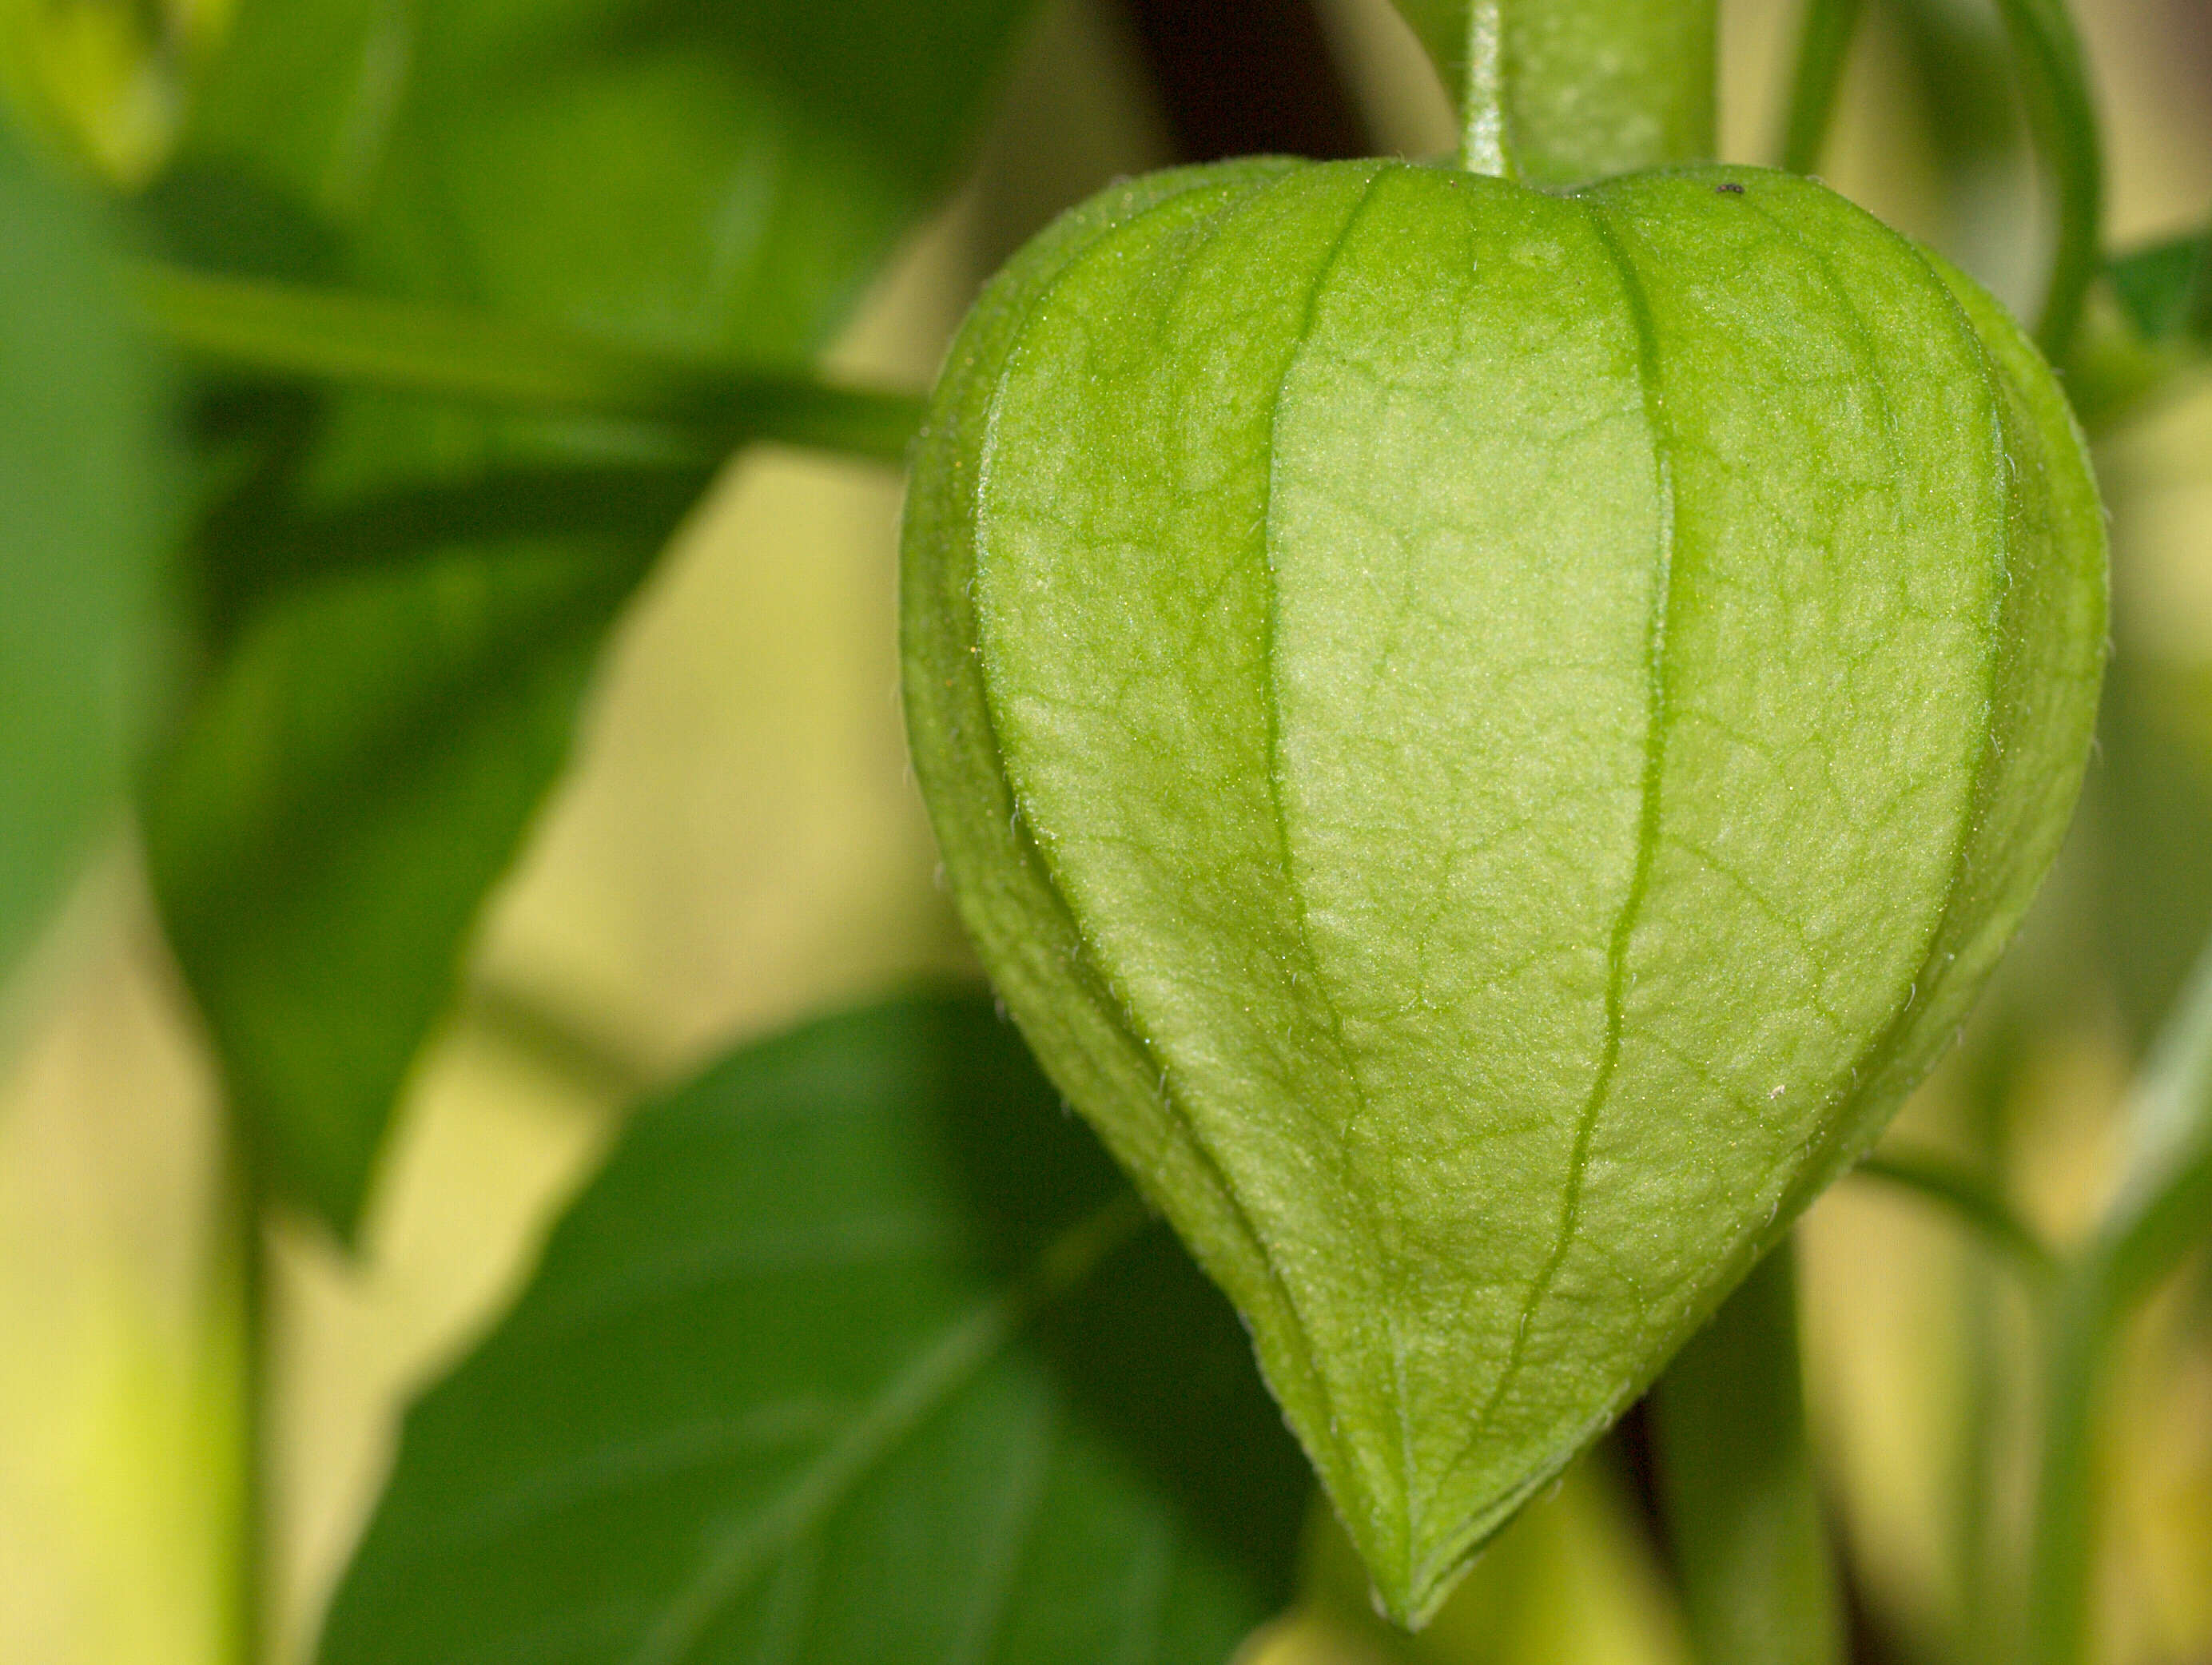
(1951, 1005), (2029, 1665)
(132, 262), (927, 465)
(1652, 1239), (1845, 1665)
(1852, 1147), (2059, 1282)
(462, 976), (658, 1108)
(1987, 0), (2103, 362)
(1778, 0), (1864, 175)
(226, 1142), (273, 1665)
(2099, 929), (2212, 1308)
(2027, 935), (2212, 1665)
(2023, 1262), (2113, 1665)
(1458, 0), (1515, 177)
(1422, 0), (1715, 186)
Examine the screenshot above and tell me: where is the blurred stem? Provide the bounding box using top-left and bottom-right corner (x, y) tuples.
(1951, 1004), (2029, 1665)
(2027, 935), (2212, 1665)
(226, 1142), (272, 1665)
(1953, 1247), (2011, 1665)
(1986, 0), (2103, 361)
(1777, 0), (1864, 174)
(1652, 1239), (1844, 1665)
(133, 262), (926, 465)
(1852, 1147), (2058, 1282)
(2024, 1265), (2111, 1665)
(463, 977), (657, 1108)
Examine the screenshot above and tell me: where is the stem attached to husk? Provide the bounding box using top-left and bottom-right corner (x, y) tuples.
(1458, 2), (1515, 178)
(1445, 0), (1717, 186)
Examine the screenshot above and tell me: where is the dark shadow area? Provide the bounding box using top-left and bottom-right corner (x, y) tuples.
(1117, 0), (1373, 163)
(1610, 1393), (1674, 1575)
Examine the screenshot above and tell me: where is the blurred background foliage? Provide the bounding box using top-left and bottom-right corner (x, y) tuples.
(0, 0), (2210, 1662)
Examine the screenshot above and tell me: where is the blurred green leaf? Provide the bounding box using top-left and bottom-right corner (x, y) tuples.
(316, 995), (1308, 1664)
(178, 0), (1040, 359)
(143, 463), (708, 1232)
(134, 0), (1036, 1234)
(1386, 1), (1465, 105)
(2108, 230), (2212, 346)
(0, 0), (223, 187)
(0, 119), (167, 980)
(2064, 230), (2212, 430)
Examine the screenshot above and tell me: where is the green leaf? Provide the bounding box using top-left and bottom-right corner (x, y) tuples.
(0, 119), (167, 980)
(178, 0), (1040, 360)
(134, 0), (1032, 1234)
(2107, 230), (2212, 346)
(316, 995), (1307, 1665)
(142, 463), (707, 1232)
(1652, 1242), (1843, 1665)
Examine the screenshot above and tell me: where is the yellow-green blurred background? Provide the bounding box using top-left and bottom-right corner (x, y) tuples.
(2, 2), (2210, 1660)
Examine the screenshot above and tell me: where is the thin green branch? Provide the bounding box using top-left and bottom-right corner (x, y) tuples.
(2026, 933), (2212, 1665)
(225, 1142), (272, 1665)
(1653, 1240), (1844, 1665)
(133, 262), (926, 465)
(2100, 928), (2212, 1309)
(2023, 1264), (2112, 1665)
(1987, 0), (2103, 362)
(1852, 1147), (2059, 1282)
(1778, 0), (1864, 175)
(463, 977), (658, 1109)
